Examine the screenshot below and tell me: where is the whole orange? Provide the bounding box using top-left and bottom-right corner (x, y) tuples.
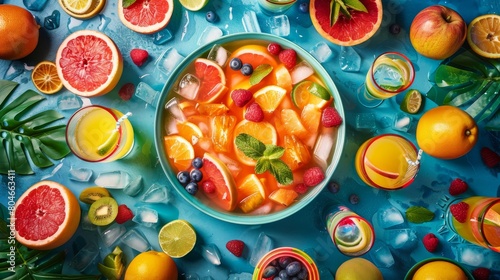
(0, 4), (39, 60)
(124, 251), (178, 280)
(416, 105), (478, 159)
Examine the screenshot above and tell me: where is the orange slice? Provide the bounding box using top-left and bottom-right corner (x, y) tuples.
(275, 63), (293, 93)
(225, 45), (278, 88)
(211, 115), (236, 153)
(31, 61), (63, 94)
(239, 192), (265, 213)
(467, 14), (500, 59)
(163, 135), (195, 171)
(237, 174), (267, 201)
(233, 120), (277, 166)
(280, 109), (309, 140)
(301, 104), (322, 134)
(269, 188), (298, 207)
(281, 135), (311, 171)
(196, 103), (229, 116)
(253, 85), (287, 113)
(176, 121), (203, 145)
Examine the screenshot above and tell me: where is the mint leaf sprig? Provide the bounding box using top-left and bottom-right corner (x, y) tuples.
(235, 133), (293, 185)
(405, 206), (435, 223)
(123, 0), (137, 8)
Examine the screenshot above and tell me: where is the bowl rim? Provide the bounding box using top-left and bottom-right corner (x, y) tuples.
(403, 257), (474, 280)
(154, 32), (346, 225)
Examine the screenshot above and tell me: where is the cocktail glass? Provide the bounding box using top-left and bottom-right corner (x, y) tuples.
(325, 205), (374, 256)
(447, 196), (500, 252)
(258, 0), (297, 15)
(358, 52), (415, 108)
(66, 105), (134, 162)
(355, 134), (422, 190)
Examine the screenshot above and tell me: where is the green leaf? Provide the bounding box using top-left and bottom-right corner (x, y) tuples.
(268, 159), (293, 185)
(255, 158), (271, 174)
(0, 81), (71, 175)
(235, 133), (265, 160)
(122, 0), (137, 8)
(263, 144), (285, 159)
(405, 206), (435, 223)
(250, 64), (273, 86)
(344, 0), (367, 12)
(336, 0), (351, 19)
(330, 0), (340, 26)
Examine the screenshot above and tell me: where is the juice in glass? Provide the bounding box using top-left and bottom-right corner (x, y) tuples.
(66, 105), (134, 162)
(258, 0), (297, 14)
(355, 134), (421, 190)
(449, 196), (500, 252)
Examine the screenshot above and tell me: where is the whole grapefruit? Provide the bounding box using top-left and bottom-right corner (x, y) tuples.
(0, 4), (39, 60)
(124, 251), (178, 280)
(416, 105), (478, 159)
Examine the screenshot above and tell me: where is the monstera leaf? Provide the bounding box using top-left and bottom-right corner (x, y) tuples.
(0, 80), (70, 175)
(426, 49), (500, 131)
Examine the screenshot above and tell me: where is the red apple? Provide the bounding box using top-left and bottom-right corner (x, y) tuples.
(410, 5), (467, 60)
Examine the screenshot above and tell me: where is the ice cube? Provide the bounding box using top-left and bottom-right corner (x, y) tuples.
(69, 166), (93, 182)
(355, 113), (376, 132)
(207, 44), (230, 67)
(269, 15), (290, 37)
(156, 48), (185, 76)
(95, 171), (131, 189)
(69, 242), (99, 272)
(242, 10), (261, 33)
(141, 183), (169, 203)
(249, 232), (274, 267)
(153, 28), (173, 45)
(392, 112), (413, 132)
(120, 228), (151, 252)
(197, 26), (223, 46)
(3, 61), (25, 80)
(454, 244), (500, 268)
(80, 210), (97, 231)
(384, 228), (417, 250)
(218, 153), (241, 178)
(98, 223), (126, 247)
(43, 10), (60, 30)
(123, 175), (143, 197)
(290, 61), (314, 85)
(200, 243), (221, 265)
(57, 93), (82, 111)
(370, 241), (395, 268)
(313, 130), (335, 170)
(164, 97), (186, 122)
(376, 205), (405, 229)
(132, 206), (159, 228)
(310, 42), (333, 63)
(135, 82), (160, 106)
(175, 73), (200, 100)
(23, 0), (48, 10)
(67, 17), (90, 32)
(339, 46), (361, 72)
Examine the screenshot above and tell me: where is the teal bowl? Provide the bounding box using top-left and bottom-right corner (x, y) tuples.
(404, 257), (474, 280)
(154, 33), (345, 224)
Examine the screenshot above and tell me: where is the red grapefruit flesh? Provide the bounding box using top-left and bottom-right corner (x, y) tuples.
(118, 0), (174, 34)
(201, 153), (237, 211)
(12, 180), (81, 250)
(194, 58), (228, 103)
(310, 0), (383, 46)
(56, 30), (123, 97)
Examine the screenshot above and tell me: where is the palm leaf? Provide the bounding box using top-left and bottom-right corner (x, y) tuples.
(0, 80), (71, 175)
(426, 49), (500, 131)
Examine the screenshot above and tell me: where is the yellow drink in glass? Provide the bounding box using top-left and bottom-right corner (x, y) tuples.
(355, 134), (420, 190)
(66, 105), (134, 162)
(449, 196), (500, 252)
(258, 0), (297, 14)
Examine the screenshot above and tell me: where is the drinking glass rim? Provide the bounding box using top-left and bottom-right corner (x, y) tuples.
(370, 51), (415, 94)
(65, 105), (123, 163)
(479, 198), (500, 251)
(359, 133), (419, 190)
(264, 0), (297, 4)
(332, 215), (375, 256)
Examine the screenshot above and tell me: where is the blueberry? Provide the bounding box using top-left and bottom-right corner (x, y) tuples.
(263, 265), (278, 278)
(192, 157), (203, 169)
(177, 171), (190, 185)
(349, 193), (360, 205)
(230, 58), (242, 70)
(297, 267), (308, 279)
(285, 261), (302, 276)
(278, 269), (290, 279)
(327, 181), (340, 193)
(279, 256), (292, 268)
(205, 11), (218, 23)
(389, 23), (401, 35)
(190, 169), (203, 182)
(298, 2), (308, 13)
(185, 182), (198, 195)
(241, 63), (253, 76)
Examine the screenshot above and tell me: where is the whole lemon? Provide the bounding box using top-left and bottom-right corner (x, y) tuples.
(335, 258), (383, 280)
(124, 250), (178, 280)
(412, 260), (468, 280)
(416, 105), (478, 159)
(0, 4), (40, 60)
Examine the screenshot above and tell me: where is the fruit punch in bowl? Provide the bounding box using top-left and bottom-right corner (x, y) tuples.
(155, 33), (345, 224)
(66, 105), (134, 162)
(448, 196), (500, 252)
(359, 52), (415, 108)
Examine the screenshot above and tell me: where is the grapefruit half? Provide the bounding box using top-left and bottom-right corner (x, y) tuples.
(310, 0), (383, 46)
(118, 0), (174, 34)
(12, 180), (81, 250)
(194, 58), (228, 103)
(56, 30), (123, 97)
(201, 153), (237, 211)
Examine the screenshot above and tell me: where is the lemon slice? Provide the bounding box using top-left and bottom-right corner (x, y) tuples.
(58, 0), (105, 19)
(62, 0), (93, 14)
(158, 220), (197, 258)
(178, 0), (209, 11)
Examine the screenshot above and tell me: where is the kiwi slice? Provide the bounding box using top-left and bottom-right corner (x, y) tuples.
(79, 186), (111, 204)
(88, 197), (118, 226)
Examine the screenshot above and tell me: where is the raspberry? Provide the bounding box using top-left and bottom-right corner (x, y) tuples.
(450, 202), (469, 223)
(472, 267), (491, 280)
(226, 240), (245, 257)
(294, 183), (308, 194)
(118, 83), (135, 101)
(202, 180), (216, 194)
(321, 107), (343, 127)
(267, 43), (282, 56)
(278, 49), (297, 69)
(244, 102), (264, 122)
(231, 89), (253, 107)
(115, 204), (134, 224)
(130, 48), (149, 67)
(303, 167), (325, 187)
(480, 147), (500, 168)
(422, 233), (439, 252)
(448, 178), (468, 196)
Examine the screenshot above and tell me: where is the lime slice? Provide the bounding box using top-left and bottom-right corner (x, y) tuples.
(158, 220), (197, 258)
(307, 82), (331, 100)
(178, 0), (208, 11)
(291, 81), (331, 109)
(400, 89), (423, 114)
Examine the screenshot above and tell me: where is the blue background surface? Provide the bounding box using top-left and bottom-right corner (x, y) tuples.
(1, 0), (500, 279)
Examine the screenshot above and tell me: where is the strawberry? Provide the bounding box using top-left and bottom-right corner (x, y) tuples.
(450, 202), (469, 223)
(278, 49), (297, 69)
(231, 89), (253, 107)
(130, 48), (149, 67)
(448, 178), (468, 196)
(321, 107), (343, 127)
(422, 233), (439, 252)
(294, 183), (308, 194)
(480, 147), (500, 168)
(118, 83), (135, 101)
(303, 167), (325, 187)
(226, 240), (245, 257)
(472, 267), (490, 280)
(267, 43), (282, 56)
(115, 204), (134, 224)
(245, 102), (264, 122)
